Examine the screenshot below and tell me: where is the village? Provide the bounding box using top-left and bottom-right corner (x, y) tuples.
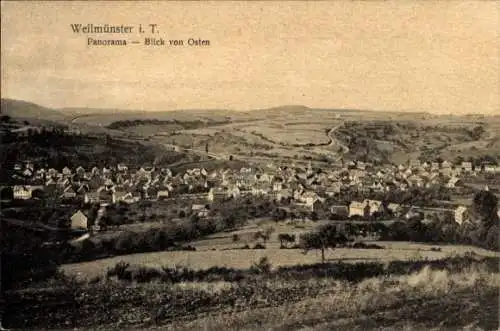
(2, 157), (499, 236)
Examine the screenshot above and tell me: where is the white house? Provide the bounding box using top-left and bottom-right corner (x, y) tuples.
(13, 185), (32, 200)
(70, 210), (88, 230)
(349, 201), (367, 217)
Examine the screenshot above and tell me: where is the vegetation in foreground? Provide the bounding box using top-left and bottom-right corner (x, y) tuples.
(4, 255), (499, 330)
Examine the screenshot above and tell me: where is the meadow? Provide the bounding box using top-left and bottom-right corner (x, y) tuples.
(61, 217), (499, 280)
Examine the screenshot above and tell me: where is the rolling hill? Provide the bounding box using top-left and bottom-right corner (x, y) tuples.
(2, 98), (499, 166)
(1, 98), (68, 124)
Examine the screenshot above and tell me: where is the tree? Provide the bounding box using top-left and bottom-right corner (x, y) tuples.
(278, 233), (296, 248)
(471, 190), (499, 226)
(300, 224), (349, 263)
(254, 228), (273, 244)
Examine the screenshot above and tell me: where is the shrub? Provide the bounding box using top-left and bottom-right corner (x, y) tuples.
(253, 243), (266, 249)
(107, 261), (130, 279)
(132, 266), (164, 283)
(351, 242), (385, 249)
(232, 234), (240, 242)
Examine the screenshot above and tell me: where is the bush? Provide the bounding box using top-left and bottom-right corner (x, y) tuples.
(232, 234), (240, 242)
(107, 261), (130, 279)
(132, 266), (164, 283)
(253, 243), (266, 249)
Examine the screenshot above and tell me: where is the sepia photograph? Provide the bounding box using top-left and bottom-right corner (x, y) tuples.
(1, 1), (499, 330)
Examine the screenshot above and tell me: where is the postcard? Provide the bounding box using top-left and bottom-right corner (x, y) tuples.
(1, 1), (499, 330)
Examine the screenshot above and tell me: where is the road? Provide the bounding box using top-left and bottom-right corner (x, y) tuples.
(326, 125), (349, 154)
(155, 122), (349, 168)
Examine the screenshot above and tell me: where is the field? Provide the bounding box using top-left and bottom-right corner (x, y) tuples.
(61, 217), (499, 280)
(4, 98), (499, 165)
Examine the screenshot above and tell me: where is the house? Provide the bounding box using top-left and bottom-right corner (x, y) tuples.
(117, 164), (128, 173)
(330, 205), (349, 217)
(84, 192), (99, 204)
(60, 186), (77, 199)
(259, 173), (274, 183)
(461, 162), (473, 172)
(57, 177), (71, 188)
(305, 197), (324, 212)
(91, 167), (100, 176)
(441, 161), (451, 168)
(484, 165), (496, 173)
(349, 200), (367, 218)
(47, 168), (58, 178)
(156, 190), (170, 201)
(191, 204), (210, 218)
(62, 167), (72, 177)
(410, 160), (421, 168)
(75, 166), (86, 176)
(272, 181), (283, 192)
(104, 178), (115, 189)
(112, 190), (128, 203)
(440, 167), (452, 177)
(252, 186), (269, 197)
(102, 167), (112, 177)
(387, 203), (402, 216)
(70, 210), (88, 230)
(325, 182), (342, 196)
(98, 190), (113, 204)
(407, 175), (424, 187)
(13, 185), (32, 200)
(366, 199), (384, 215)
(22, 168), (33, 178)
(455, 206), (468, 225)
(446, 177), (462, 189)
(207, 187), (226, 203)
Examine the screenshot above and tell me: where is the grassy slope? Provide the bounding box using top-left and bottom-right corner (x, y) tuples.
(0, 132), (199, 180)
(7, 260), (499, 330)
(1, 98), (68, 122)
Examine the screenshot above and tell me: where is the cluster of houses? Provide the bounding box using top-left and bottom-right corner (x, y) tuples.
(2, 159), (499, 229)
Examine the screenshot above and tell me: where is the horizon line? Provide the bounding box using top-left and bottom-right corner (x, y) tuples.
(1, 97), (498, 117)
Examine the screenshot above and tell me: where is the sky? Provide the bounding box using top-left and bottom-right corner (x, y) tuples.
(1, 1), (499, 114)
